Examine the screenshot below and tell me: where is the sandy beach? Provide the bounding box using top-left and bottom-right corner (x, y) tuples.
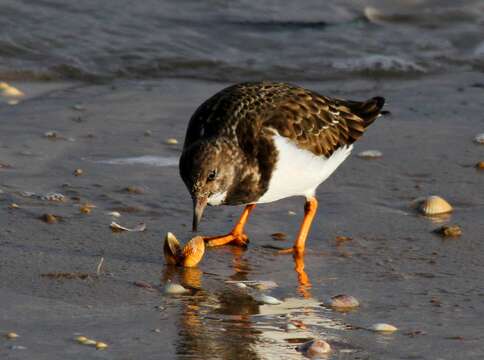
(0, 73), (483, 359)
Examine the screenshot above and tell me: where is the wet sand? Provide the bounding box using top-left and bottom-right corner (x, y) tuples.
(1, 74), (483, 359)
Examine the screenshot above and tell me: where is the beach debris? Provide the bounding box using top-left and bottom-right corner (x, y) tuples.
(329, 294), (360, 311)
(413, 195), (453, 216)
(474, 133), (484, 144)
(144, 130), (152, 136)
(123, 186), (144, 194)
(371, 323), (398, 333)
(253, 294), (282, 305)
(73, 168), (83, 176)
(271, 232), (287, 240)
(110, 221), (146, 232)
(433, 224), (462, 238)
(106, 211), (121, 218)
(96, 342), (108, 350)
(41, 192), (66, 202)
(133, 280), (156, 291)
(285, 323), (298, 331)
(96, 257), (104, 276)
(152, 328), (161, 333)
(9, 203), (20, 209)
(0, 82), (24, 97)
(164, 282), (190, 295)
(80, 202), (96, 214)
(39, 213), (61, 224)
(288, 210), (297, 216)
(476, 161), (484, 169)
(234, 282), (247, 289)
(165, 138), (178, 145)
(5, 332), (19, 339)
(71, 104), (85, 111)
(357, 150), (383, 159)
(163, 232), (205, 267)
(226, 280), (278, 290)
(44, 131), (64, 140)
(335, 235), (352, 243)
(296, 339), (331, 358)
(41, 272), (90, 280)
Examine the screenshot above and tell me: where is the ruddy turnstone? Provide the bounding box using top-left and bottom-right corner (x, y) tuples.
(179, 82), (384, 255)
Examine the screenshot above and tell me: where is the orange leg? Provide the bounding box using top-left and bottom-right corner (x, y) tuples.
(280, 197), (318, 255)
(203, 204), (255, 247)
(294, 252), (312, 298)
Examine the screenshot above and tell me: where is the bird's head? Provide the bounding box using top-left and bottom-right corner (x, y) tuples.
(179, 140), (237, 232)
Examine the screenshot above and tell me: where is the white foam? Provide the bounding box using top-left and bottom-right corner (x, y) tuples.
(95, 155), (178, 167)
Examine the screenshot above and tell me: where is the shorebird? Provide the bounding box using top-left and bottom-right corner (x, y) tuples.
(179, 82), (384, 256)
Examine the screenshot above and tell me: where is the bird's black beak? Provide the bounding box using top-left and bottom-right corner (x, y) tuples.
(192, 197), (207, 232)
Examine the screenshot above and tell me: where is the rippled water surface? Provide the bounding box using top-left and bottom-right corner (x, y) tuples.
(1, 0), (484, 81)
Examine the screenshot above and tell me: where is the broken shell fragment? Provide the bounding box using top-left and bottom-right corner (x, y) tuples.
(474, 133), (484, 144)
(371, 323), (398, 333)
(297, 339), (331, 357)
(418, 196), (453, 216)
(110, 221), (146, 232)
(0, 82), (24, 97)
(165, 138), (178, 145)
(357, 150), (383, 159)
(330, 294), (360, 311)
(73, 168), (83, 176)
(433, 224), (462, 238)
(164, 282), (189, 295)
(5, 332), (19, 339)
(41, 192), (66, 202)
(107, 211), (121, 218)
(95, 342), (108, 350)
(253, 294), (282, 305)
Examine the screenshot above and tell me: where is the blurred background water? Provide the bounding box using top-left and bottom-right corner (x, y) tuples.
(1, 0), (483, 82)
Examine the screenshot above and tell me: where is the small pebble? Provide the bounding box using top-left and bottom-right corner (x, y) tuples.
(73, 168), (83, 176)
(95, 342), (108, 350)
(474, 133), (484, 144)
(165, 138), (178, 145)
(433, 224), (462, 238)
(329, 294), (360, 311)
(371, 323), (398, 333)
(164, 282), (189, 295)
(357, 150), (383, 159)
(297, 339), (331, 357)
(253, 294), (282, 305)
(5, 332), (19, 339)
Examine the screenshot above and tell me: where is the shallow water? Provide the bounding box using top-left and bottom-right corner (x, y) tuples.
(1, 0), (484, 81)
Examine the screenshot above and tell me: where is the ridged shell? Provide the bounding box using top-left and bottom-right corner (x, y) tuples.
(163, 232), (182, 265)
(419, 196), (453, 215)
(371, 323), (398, 332)
(181, 236), (205, 267)
(330, 294), (360, 311)
(297, 339), (331, 357)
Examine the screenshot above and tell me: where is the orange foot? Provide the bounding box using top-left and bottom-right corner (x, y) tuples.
(203, 232), (249, 247)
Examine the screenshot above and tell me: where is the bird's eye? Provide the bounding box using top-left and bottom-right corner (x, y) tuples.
(207, 169), (217, 182)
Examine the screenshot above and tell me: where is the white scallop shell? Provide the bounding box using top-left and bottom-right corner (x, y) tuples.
(371, 323), (398, 332)
(419, 196), (453, 215)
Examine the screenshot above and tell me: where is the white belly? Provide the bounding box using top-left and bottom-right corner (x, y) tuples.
(256, 134), (352, 204)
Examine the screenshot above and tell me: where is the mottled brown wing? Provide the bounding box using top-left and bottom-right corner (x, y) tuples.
(263, 88), (385, 157)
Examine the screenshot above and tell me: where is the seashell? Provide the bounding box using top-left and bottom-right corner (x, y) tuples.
(75, 336), (88, 343)
(371, 323), (398, 333)
(285, 323), (297, 331)
(163, 233), (205, 267)
(9, 203), (19, 209)
(110, 221), (146, 232)
(357, 150), (383, 159)
(165, 138), (178, 145)
(474, 133), (484, 144)
(73, 168), (83, 176)
(42, 192), (66, 202)
(144, 130), (152, 136)
(95, 341), (108, 350)
(234, 282), (247, 289)
(418, 196), (453, 216)
(5, 332), (19, 339)
(71, 104), (85, 111)
(329, 294), (360, 311)
(296, 339), (331, 357)
(80, 203), (96, 214)
(0, 82), (24, 97)
(288, 210), (297, 216)
(164, 282), (189, 295)
(253, 294), (282, 305)
(107, 211), (121, 217)
(476, 161), (484, 169)
(433, 224), (462, 238)
(40, 213), (60, 224)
